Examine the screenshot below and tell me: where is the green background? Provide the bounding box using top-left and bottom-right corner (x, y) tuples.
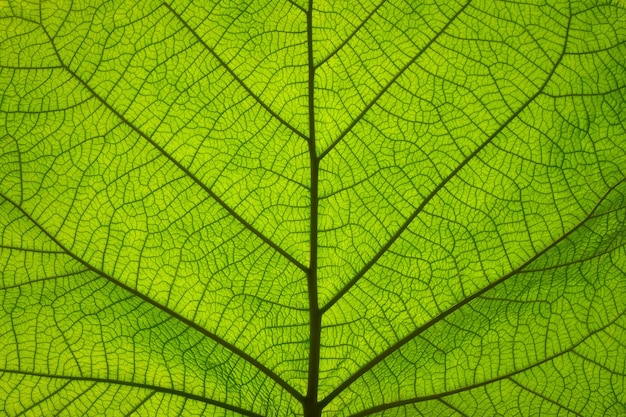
(1, 0), (625, 415)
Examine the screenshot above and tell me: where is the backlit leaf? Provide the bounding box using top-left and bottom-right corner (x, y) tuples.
(1, 0), (625, 416)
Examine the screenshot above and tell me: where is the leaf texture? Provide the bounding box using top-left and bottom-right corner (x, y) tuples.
(1, 0), (625, 416)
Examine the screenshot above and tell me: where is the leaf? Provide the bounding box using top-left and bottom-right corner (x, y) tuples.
(1, 0), (625, 415)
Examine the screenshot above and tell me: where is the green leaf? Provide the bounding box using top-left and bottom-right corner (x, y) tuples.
(1, 0), (625, 415)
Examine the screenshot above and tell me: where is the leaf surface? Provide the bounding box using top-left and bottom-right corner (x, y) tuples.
(1, 0), (625, 416)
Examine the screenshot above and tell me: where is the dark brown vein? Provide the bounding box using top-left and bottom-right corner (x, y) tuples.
(304, 0), (322, 415)
(0, 368), (265, 417)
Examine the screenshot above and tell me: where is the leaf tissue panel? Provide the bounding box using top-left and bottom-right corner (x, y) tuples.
(0, 0), (625, 416)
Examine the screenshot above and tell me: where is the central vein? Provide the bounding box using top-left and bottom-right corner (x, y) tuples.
(304, 0), (322, 416)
